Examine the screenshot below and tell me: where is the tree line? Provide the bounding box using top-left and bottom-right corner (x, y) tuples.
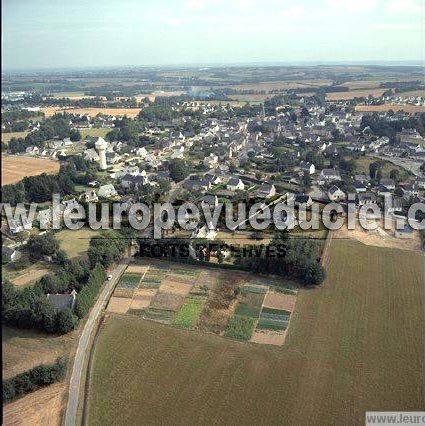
(3, 357), (67, 403)
(235, 230), (326, 286)
(2, 156), (95, 205)
(4, 115), (81, 154)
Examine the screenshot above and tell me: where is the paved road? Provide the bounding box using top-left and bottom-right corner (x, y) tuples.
(64, 258), (130, 426)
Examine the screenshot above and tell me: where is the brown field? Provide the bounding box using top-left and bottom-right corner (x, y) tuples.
(10, 265), (52, 287)
(41, 107), (142, 118)
(88, 241), (424, 425)
(125, 264), (150, 274)
(250, 329), (286, 346)
(2, 324), (77, 425)
(335, 221), (422, 251)
(149, 292), (185, 311)
(398, 90), (425, 98)
(158, 280), (193, 296)
(226, 79), (333, 92)
(2, 155), (60, 185)
(106, 297), (132, 314)
(165, 273), (197, 284)
(355, 104), (425, 113)
(263, 291), (296, 312)
(2, 326), (78, 379)
(130, 289), (157, 310)
(336, 80), (383, 90)
(326, 88), (387, 101)
(228, 94), (272, 103)
(3, 382), (66, 426)
(135, 91), (186, 102)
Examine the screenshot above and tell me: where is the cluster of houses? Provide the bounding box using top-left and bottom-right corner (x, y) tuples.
(3, 94), (425, 260)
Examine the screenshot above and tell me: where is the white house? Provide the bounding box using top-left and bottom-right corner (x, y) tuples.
(318, 168), (341, 184)
(327, 185), (346, 202)
(226, 177), (245, 191)
(300, 161), (315, 175)
(256, 182), (276, 199)
(98, 184), (118, 198)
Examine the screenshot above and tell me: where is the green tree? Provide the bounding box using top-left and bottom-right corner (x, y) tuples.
(55, 308), (77, 333)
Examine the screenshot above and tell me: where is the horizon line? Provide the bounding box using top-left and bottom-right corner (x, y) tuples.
(2, 59), (424, 74)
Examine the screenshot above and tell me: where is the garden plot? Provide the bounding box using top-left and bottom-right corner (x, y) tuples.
(169, 267), (200, 278)
(114, 273), (142, 298)
(149, 292), (185, 312)
(126, 264), (150, 274)
(191, 270), (217, 294)
(234, 292), (265, 319)
(241, 283), (268, 295)
(129, 289), (157, 310)
(158, 280), (193, 296)
(224, 292), (265, 341)
(107, 297), (133, 314)
(250, 330), (286, 346)
(164, 274), (197, 284)
(141, 308), (174, 323)
(172, 296), (207, 329)
(257, 307), (291, 331)
(250, 277), (297, 295)
(140, 271), (163, 289)
(224, 315), (257, 341)
(263, 291), (296, 312)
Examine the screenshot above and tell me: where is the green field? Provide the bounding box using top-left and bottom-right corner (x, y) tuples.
(117, 273), (141, 288)
(87, 241), (424, 425)
(355, 157), (409, 180)
(56, 228), (100, 258)
(172, 297), (207, 329)
(1, 131), (29, 144)
(79, 127), (110, 139)
(224, 314), (256, 340)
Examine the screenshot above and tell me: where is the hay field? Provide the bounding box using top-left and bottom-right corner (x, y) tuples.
(41, 107), (141, 118)
(226, 80), (332, 92)
(87, 240), (424, 425)
(56, 228), (100, 259)
(78, 128), (110, 139)
(326, 88), (387, 100)
(2, 326), (79, 425)
(1, 131), (29, 144)
(2, 155), (60, 185)
(355, 104), (425, 113)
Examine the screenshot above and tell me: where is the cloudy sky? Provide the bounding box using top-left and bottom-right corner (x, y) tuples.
(2, 0), (424, 69)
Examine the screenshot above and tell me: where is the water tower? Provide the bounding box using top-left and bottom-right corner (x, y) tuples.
(95, 137), (107, 170)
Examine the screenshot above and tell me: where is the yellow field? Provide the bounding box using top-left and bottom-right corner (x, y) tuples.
(78, 128), (110, 139)
(326, 88), (387, 100)
(56, 228), (100, 258)
(1, 131), (29, 144)
(52, 91), (102, 100)
(355, 104), (425, 114)
(2, 155), (60, 185)
(41, 107), (141, 118)
(226, 79), (333, 92)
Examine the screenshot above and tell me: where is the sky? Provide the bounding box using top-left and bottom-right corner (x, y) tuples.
(2, 0), (424, 70)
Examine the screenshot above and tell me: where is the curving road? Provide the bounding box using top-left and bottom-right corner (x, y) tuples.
(64, 257), (131, 426)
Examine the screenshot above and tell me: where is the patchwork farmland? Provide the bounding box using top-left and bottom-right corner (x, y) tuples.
(106, 259), (298, 346)
(88, 241), (424, 425)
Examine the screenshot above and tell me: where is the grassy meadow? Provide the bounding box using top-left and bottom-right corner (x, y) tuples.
(56, 228), (100, 259)
(87, 240), (424, 425)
